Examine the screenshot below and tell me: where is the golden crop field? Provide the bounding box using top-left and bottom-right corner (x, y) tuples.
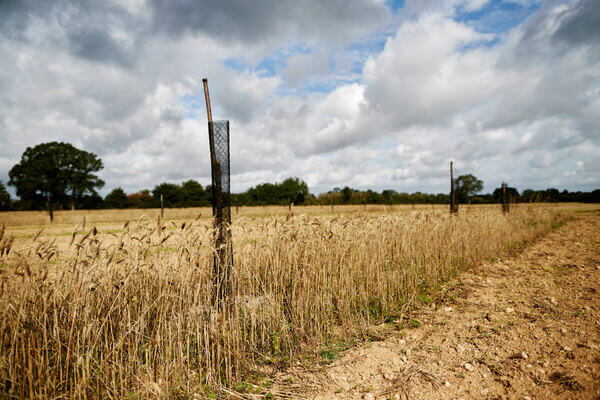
(0, 203), (596, 398)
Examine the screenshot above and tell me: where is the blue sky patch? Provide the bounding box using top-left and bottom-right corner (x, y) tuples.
(387, 0), (406, 13)
(456, 0), (542, 35)
(181, 94), (203, 118)
(222, 57), (247, 72)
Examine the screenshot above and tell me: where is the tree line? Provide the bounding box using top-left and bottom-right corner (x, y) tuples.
(0, 141), (598, 211)
(313, 185), (600, 206)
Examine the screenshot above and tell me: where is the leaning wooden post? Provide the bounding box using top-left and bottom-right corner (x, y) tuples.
(203, 78), (232, 305)
(450, 161), (458, 214)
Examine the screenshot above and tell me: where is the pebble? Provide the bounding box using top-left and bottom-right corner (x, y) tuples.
(560, 328), (567, 334)
(550, 297), (557, 305)
(364, 393), (374, 400)
(539, 369), (545, 374)
(445, 380), (451, 387)
(526, 364), (532, 368)
(505, 307), (515, 313)
(464, 362), (475, 372)
(524, 396), (531, 400)
(521, 351), (529, 360)
(480, 389), (489, 396)
(563, 346), (573, 351)
(444, 307), (453, 312)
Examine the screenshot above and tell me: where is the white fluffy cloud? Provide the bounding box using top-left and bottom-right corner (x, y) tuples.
(0, 0), (598, 195)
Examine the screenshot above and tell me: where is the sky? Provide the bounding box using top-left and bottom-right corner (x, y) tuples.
(0, 0), (599, 196)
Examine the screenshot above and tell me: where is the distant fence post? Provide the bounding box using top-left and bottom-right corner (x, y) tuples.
(47, 194), (53, 223)
(160, 193), (164, 219)
(203, 78), (233, 307)
(502, 182), (510, 213)
(450, 161), (458, 214)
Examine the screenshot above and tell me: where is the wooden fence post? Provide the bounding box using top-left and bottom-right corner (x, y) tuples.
(502, 182), (510, 213)
(160, 193), (164, 219)
(47, 194), (53, 223)
(450, 161), (458, 214)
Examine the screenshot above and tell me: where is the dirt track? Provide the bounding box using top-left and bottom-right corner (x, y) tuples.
(273, 212), (600, 399)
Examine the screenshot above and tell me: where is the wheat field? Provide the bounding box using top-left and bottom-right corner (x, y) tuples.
(1, 202), (588, 228)
(0, 205), (565, 398)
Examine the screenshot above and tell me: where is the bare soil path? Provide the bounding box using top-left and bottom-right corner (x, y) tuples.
(273, 212), (600, 399)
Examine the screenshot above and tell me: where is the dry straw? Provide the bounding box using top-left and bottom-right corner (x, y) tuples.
(0, 206), (559, 398)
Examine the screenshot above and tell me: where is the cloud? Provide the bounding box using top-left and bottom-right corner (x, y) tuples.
(363, 13), (497, 127)
(283, 50), (331, 88)
(553, 0), (600, 48)
(66, 26), (137, 68)
(149, 0), (390, 44)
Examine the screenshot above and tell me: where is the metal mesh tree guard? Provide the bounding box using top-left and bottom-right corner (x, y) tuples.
(212, 120), (231, 223)
(208, 120), (233, 303)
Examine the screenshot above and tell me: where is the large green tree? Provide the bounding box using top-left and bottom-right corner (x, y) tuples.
(278, 177), (309, 205)
(104, 188), (128, 209)
(246, 177), (310, 205)
(152, 183), (181, 207)
(455, 174), (484, 203)
(247, 182), (279, 205)
(0, 180), (11, 210)
(492, 185), (519, 202)
(179, 180), (209, 207)
(8, 142), (104, 210)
